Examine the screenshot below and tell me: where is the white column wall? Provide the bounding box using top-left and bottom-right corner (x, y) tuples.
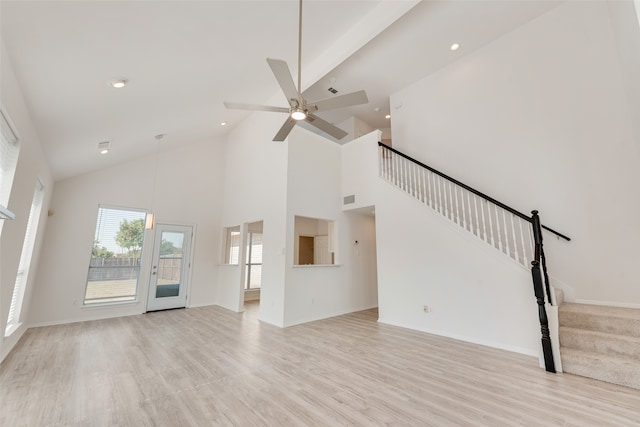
(284, 127), (378, 326)
(219, 112), (289, 326)
(390, 1), (640, 306)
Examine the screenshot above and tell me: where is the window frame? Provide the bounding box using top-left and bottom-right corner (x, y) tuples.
(222, 225), (241, 265)
(245, 231), (263, 290)
(5, 179), (45, 337)
(0, 106), (20, 223)
(83, 205), (148, 306)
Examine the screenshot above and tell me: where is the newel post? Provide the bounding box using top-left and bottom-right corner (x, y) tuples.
(531, 210), (556, 373)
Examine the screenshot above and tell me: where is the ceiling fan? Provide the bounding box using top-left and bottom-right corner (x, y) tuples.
(223, 0), (369, 142)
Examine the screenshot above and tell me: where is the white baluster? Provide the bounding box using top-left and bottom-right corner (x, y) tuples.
(495, 206), (503, 253)
(397, 154), (402, 188)
(454, 186), (461, 225)
(443, 180), (450, 218)
(419, 167), (425, 203)
(381, 147), (386, 180)
(473, 194), (479, 237)
(420, 167), (427, 204)
(412, 163), (417, 198)
(436, 175), (443, 214)
(391, 152), (396, 185)
(510, 212), (519, 265)
(502, 209), (510, 258)
(408, 160), (412, 195)
(421, 167), (426, 204)
(518, 217), (528, 267)
(403, 158), (408, 193)
(466, 191), (473, 232)
(427, 171), (434, 208)
(487, 202), (496, 247)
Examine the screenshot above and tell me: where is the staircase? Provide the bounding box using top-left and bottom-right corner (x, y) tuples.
(377, 142), (572, 372)
(559, 302), (640, 389)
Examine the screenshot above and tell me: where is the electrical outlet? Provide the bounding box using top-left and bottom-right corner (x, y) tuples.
(423, 305), (430, 313)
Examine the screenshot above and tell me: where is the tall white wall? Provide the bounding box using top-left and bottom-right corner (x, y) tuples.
(0, 41), (54, 360)
(29, 138), (225, 325)
(218, 112), (289, 326)
(284, 127), (378, 326)
(390, 1), (640, 307)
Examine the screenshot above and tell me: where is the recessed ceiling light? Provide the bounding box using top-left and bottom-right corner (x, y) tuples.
(221, 122), (227, 126)
(109, 78), (128, 88)
(450, 43), (460, 51)
(385, 114), (391, 119)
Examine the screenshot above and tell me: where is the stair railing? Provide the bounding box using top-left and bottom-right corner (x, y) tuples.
(378, 142), (567, 372)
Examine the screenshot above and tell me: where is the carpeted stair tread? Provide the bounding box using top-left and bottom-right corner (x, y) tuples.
(559, 326), (640, 361)
(561, 347), (640, 390)
(559, 303), (640, 338)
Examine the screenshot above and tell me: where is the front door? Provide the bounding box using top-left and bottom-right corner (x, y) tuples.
(147, 224), (192, 311)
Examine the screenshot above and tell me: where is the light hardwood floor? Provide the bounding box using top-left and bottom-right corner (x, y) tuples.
(1, 302), (639, 426)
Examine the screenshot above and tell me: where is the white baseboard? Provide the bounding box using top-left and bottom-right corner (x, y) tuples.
(283, 304), (378, 328)
(28, 310), (142, 329)
(1, 323), (28, 363)
(573, 299), (640, 309)
(377, 317), (539, 358)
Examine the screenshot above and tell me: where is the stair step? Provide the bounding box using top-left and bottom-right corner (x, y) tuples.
(561, 347), (640, 390)
(559, 326), (640, 361)
(559, 303), (640, 338)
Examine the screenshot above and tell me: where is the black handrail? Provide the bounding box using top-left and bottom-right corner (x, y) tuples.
(378, 142), (571, 242)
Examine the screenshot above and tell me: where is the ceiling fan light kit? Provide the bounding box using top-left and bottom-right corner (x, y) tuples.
(291, 109), (306, 121)
(223, 0), (368, 142)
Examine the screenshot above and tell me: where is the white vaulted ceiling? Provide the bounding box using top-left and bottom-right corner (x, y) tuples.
(0, 0), (561, 181)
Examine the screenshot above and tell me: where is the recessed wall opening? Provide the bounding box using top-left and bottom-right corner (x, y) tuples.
(223, 225), (240, 265)
(293, 215), (336, 265)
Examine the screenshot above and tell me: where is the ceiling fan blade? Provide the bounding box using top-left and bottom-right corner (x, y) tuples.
(309, 90), (369, 113)
(267, 58), (300, 106)
(305, 113), (348, 140)
(224, 102), (289, 113)
(273, 117), (297, 141)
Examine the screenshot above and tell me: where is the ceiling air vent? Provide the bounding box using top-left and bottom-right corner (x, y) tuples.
(97, 140), (111, 154)
(327, 87), (338, 94)
(343, 195), (355, 205)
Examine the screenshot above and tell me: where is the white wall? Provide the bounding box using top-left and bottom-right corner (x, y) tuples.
(390, 1), (640, 307)
(218, 112), (289, 326)
(28, 138), (225, 325)
(0, 41), (54, 360)
(375, 182), (540, 355)
(341, 130), (381, 211)
(284, 127), (378, 326)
